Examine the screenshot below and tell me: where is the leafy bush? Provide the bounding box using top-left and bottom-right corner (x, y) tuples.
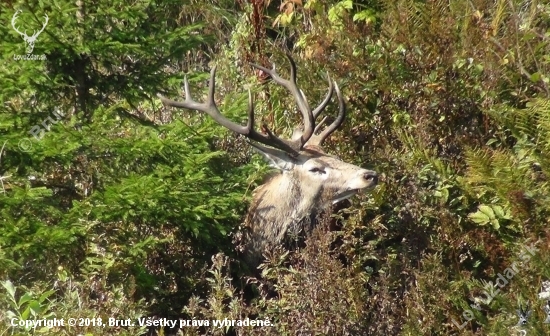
(2, 0), (550, 335)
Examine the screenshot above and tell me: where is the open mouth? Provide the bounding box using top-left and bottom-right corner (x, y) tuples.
(332, 189), (359, 204)
(332, 184), (377, 204)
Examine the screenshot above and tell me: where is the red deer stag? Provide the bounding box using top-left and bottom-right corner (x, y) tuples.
(158, 54), (378, 268)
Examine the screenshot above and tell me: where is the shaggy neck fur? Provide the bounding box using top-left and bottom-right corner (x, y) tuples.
(243, 149), (327, 268)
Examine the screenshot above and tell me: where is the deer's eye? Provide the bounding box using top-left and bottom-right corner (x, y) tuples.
(309, 167), (325, 174)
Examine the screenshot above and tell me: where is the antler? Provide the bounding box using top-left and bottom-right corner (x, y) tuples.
(31, 14), (48, 38)
(251, 54), (344, 149)
(157, 67), (300, 155)
(11, 11), (48, 39)
(308, 81), (346, 147)
(251, 54), (317, 149)
(157, 54), (346, 154)
(313, 74), (334, 121)
(11, 10), (27, 37)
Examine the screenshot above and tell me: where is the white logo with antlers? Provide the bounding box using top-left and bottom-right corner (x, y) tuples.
(11, 10), (48, 54)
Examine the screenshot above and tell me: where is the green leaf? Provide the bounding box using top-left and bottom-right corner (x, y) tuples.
(342, 0), (353, 9)
(478, 205), (495, 219)
(530, 72), (541, 82)
(1, 280), (16, 299)
(28, 300), (42, 316)
(353, 9), (376, 24)
(486, 138), (498, 146)
(18, 292), (33, 307)
(468, 211), (490, 225)
(490, 218), (500, 230)
(492, 205), (504, 218)
(5, 310), (18, 320)
(38, 290), (56, 304)
(21, 306), (31, 320)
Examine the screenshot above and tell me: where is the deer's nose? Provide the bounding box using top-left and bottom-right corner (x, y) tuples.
(363, 171), (378, 184)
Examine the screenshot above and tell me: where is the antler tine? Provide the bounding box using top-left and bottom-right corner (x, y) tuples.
(11, 10), (25, 36)
(250, 53), (315, 149)
(312, 73), (334, 121)
(313, 81), (346, 146)
(157, 67), (299, 155)
(32, 14), (48, 37)
(313, 116), (329, 134)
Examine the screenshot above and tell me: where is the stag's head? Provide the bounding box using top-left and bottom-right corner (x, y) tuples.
(158, 54), (378, 265)
(11, 10), (49, 54)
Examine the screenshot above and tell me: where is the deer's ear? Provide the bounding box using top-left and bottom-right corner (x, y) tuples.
(249, 142), (294, 171)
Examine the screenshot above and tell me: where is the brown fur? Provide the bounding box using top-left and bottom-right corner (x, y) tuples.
(241, 144), (377, 269)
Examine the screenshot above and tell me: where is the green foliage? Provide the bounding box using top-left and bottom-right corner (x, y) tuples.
(2, 279), (55, 331)
(328, 0), (353, 29)
(468, 204), (511, 230)
(1, 0), (249, 334)
(2, 0), (550, 335)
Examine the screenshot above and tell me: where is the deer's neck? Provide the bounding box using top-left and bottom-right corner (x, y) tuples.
(245, 173), (320, 252)
(256, 173), (317, 220)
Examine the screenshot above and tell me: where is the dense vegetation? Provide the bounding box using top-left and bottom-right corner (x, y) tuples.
(1, 0), (549, 335)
